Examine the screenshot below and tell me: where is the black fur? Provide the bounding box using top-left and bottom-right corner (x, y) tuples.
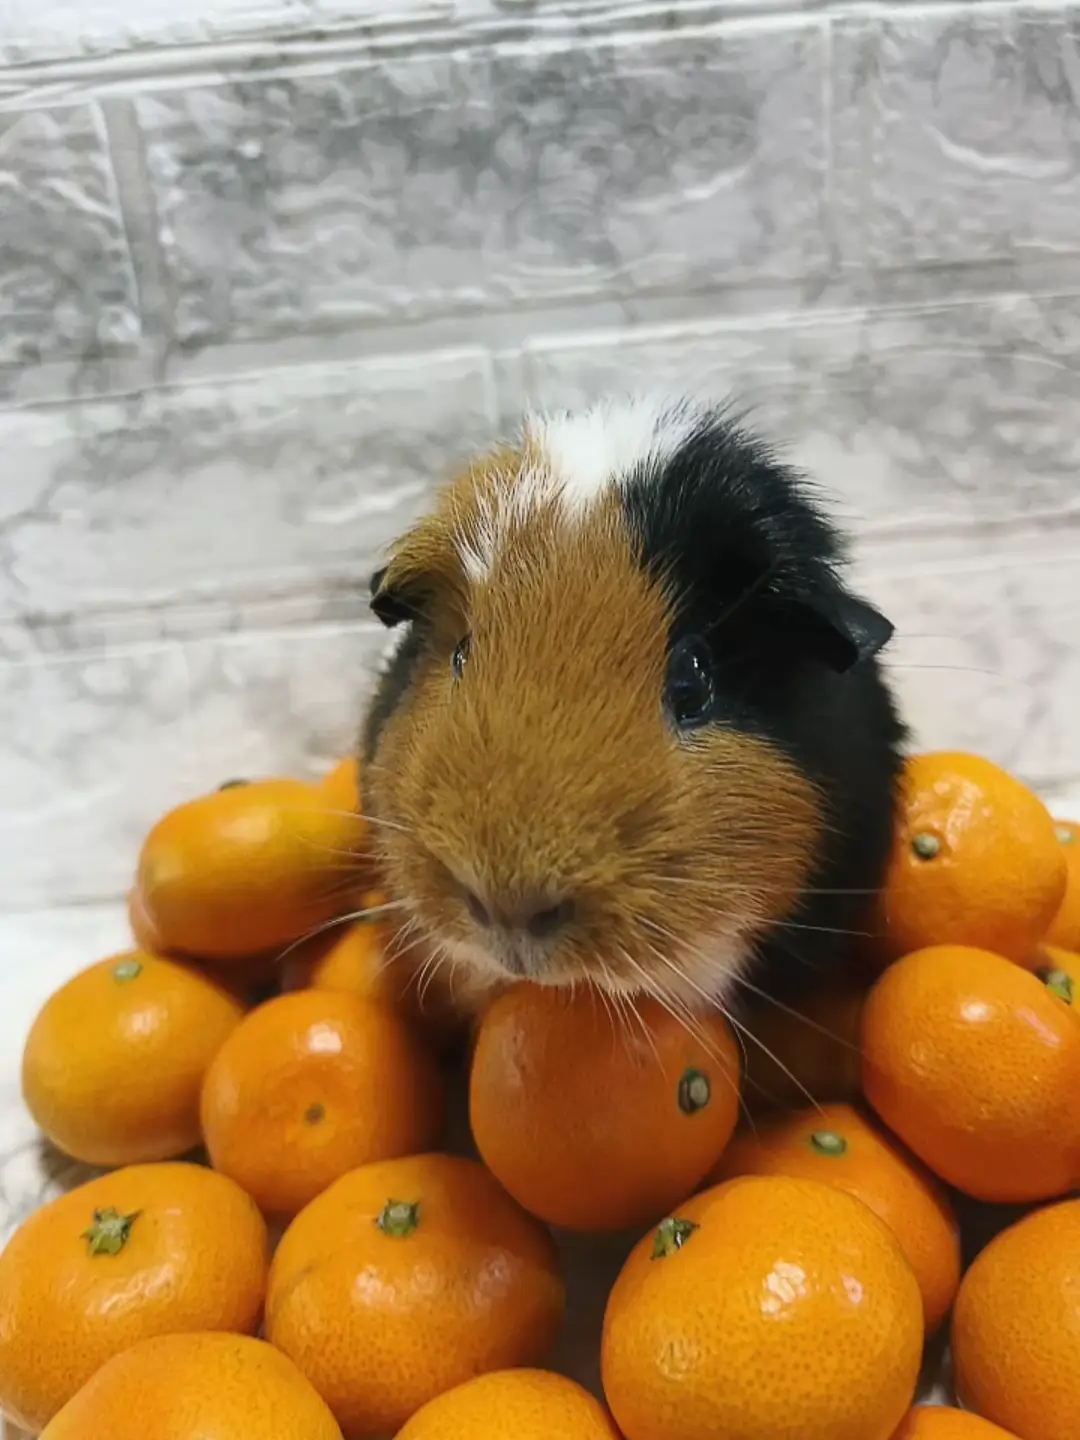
(621, 412), (907, 994)
(362, 624), (426, 766)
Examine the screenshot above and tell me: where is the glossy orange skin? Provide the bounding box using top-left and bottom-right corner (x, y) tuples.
(862, 945), (1080, 1202)
(319, 756), (362, 816)
(40, 1333), (343, 1440)
(1046, 819), (1080, 949)
(128, 886), (289, 996)
(713, 1103), (960, 1334)
(0, 1163), (269, 1433)
(878, 753), (1066, 964)
(136, 778), (368, 960)
(280, 909), (397, 1000)
(127, 887), (167, 953)
(890, 1409), (1020, 1439)
(470, 984), (741, 1233)
(741, 978), (869, 1113)
(200, 989), (444, 1220)
(953, 1198), (1080, 1440)
(396, 1369), (621, 1439)
(601, 1175), (922, 1440)
(280, 910), (460, 1047)
(266, 1153), (565, 1439)
(22, 951), (245, 1166)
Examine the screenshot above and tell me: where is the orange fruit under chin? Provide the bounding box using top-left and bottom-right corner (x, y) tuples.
(396, 1370), (621, 1439)
(601, 1174), (923, 1440)
(952, 1198), (1080, 1440)
(21, 951), (245, 1167)
(470, 983), (740, 1233)
(266, 1153), (565, 1439)
(0, 1163), (268, 1434)
(39, 1334), (343, 1440)
(878, 752), (1066, 964)
(712, 1102), (960, 1334)
(200, 989), (445, 1220)
(861, 944), (1080, 1203)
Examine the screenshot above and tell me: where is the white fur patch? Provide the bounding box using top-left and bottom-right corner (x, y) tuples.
(532, 394), (700, 513)
(458, 394), (703, 582)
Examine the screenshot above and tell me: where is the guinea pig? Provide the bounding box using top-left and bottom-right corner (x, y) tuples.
(361, 395), (905, 1019)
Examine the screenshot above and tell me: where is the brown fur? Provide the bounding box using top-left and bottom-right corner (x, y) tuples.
(365, 450), (824, 1011)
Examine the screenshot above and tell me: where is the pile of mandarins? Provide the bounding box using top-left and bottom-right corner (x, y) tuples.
(2, 751), (1079, 1439)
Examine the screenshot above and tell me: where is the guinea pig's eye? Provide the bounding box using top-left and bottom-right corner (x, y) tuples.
(451, 635), (471, 680)
(665, 636), (717, 731)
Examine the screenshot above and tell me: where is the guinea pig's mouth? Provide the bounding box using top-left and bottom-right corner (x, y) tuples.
(445, 926), (578, 988)
(434, 902), (757, 1007)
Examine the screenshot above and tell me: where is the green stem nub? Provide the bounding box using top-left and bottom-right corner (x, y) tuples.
(651, 1216), (699, 1260)
(1040, 968), (1075, 1006)
(112, 959), (143, 984)
(678, 1068), (712, 1115)
(83, 1208), (140, 1257)
(376, 1199), (420, 1239)
(217, 778), (250, 790)
(911, 833), (941, 861)
(1056, 826), (1076, 846)
(809, 1130), (848, 1158)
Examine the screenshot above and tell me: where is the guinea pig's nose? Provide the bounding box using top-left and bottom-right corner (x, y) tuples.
(460, 886), (575, 941)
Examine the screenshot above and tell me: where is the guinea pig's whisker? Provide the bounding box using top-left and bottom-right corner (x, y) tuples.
(416, 952), (448, 1009)
(723, 1011), (826, 1118)
(310, 874), (386, 905)
(727, 972), (863, 1054)
(621, 995), (654, 1062)
(409, 933), (456, 1008)
(630, 947), (738, 1078)
(274, 804), (415, 840)
(615, 958), (667, 1071)
(888, 662), (998, 676)
(273, 900), (409, 966)
(770, 918), (873, 939)
(629, 940), (756, 1128)
(592, 968), (640, 1061)
(647, 941), (825, 1118)
(271, 910), (364, 964)
(383, 912), (423, 963)
(699, 562), (778, 637)
(761, 933), (818, 970)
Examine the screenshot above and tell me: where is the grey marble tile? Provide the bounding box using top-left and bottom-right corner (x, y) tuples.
(833, 10), (1080, 272)
(0, 105), (139, 369)
(137, 24), (828, 346)
(0, 621), (388, 909)
(0, 0), (321, 63)
(862, 545), (1080, 792)
(507, 290), (1080, 539)
(0, 350), (495, 629)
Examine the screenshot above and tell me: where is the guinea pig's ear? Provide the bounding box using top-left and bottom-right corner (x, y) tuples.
(789, 584), (894, 673)
(369, 516), (465, 628)
(370, 566), (417, 628)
